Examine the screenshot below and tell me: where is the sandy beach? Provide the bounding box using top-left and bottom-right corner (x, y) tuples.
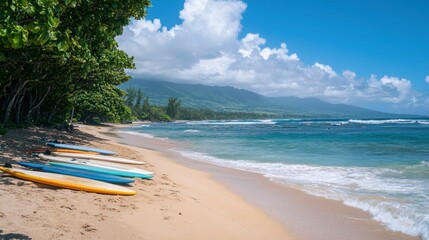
(0, 125), (291, 240)
(0, 124), (418, 240)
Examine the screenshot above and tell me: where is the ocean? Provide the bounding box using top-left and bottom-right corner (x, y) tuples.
(121, 118), (429, 239)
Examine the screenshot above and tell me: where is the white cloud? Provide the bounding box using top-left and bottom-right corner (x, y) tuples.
(313, 62), (337, 78)
(366, 75), (412, 103)
(342, 70), (356, 81)
(130, 19), (162, 34)
(425, 75), (429, 84)
(260, 42), (299, 61)
(180, 54), (237, 82)
(117, 0), (426, 113)
(238, 33), (266, 58)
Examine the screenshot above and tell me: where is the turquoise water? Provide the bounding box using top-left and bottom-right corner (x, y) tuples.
(122, 118), (429, 239)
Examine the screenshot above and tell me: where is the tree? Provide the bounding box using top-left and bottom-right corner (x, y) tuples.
(134, 88), (144, 117)
(142, 97), (151, 117)
(72, 84), (131, 123)
(124, 87), (138, 108)
(123, 87), (147, 119)
(149, 107), (171, 122)
(166, 97), (181, 120)
(0, 0), (151, 126)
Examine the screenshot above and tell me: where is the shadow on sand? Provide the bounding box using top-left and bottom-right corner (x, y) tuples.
(0, 230), (31, 240)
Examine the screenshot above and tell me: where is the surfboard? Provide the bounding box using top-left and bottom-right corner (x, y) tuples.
(17, 162), (134, 184)
(0, 167), (136, 195)
(46, 142), (116, 155)
(39, 154), (153, 179)
(27, 148), (99, 154)
(50, 152), (144, 165)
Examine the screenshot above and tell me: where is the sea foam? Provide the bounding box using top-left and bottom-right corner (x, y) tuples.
(133, 124), (151, 128)
(348, 119), (421, 125)
(186, 120), (276, 125)
(183, 129), (201, 133)
(173, 148), (429, 239)
(117, 130), (156, 139)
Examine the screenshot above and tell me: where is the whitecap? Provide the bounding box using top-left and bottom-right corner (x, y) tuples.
(348, 119), (419, 125)
(186, 120), (276, 125)
(183, 130), (201, 133)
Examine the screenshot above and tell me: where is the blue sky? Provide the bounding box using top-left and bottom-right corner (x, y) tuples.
(239, 0), (429, 89)
(117, 0), (429, 115)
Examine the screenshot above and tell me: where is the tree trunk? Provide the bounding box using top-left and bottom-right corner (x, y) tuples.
(69, 106), (75, 125)
(2, 80), (29, 126)
(14, 89), (26, 125)
(47, 94), (66, 123)
(25, 86), (51, 123)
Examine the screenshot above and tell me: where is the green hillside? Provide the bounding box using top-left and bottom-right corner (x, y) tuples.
(267, 97), (399, 118)
(121, 79), (408, 118)
(122, 80), (274, 112)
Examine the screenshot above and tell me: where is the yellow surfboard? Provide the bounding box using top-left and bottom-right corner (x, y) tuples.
(0, 167), (136, 196)
(28, 148), (99, 155)
(50, 148), (99, 154)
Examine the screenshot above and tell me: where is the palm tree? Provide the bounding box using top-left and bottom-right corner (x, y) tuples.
(166, 97), (181, 120)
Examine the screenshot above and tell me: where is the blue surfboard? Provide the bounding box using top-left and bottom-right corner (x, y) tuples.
(18, 162), (134, 184)
(48, 161), (153, 179)
(46, 142), (117, 155)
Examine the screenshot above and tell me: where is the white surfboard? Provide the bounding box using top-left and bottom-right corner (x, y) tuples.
(51, 152), (144, 165)
(39, 154), (153, 179)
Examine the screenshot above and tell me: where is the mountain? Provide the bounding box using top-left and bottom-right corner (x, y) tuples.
(266, 97), (398, 118)
(121, 80), (272, 112)
(121, 79), (408, 118)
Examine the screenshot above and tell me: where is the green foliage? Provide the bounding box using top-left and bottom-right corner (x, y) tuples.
(149, 107), (171, 122)
(134, 88), (144, 116)
(142, 97), (150, 115)
(119, 105), (134, 123)
(124, 87), (138, 109)
(0, 0), (75, 49)
(166, 97), (181, 120)
(0, 0), (152, 127)
(122, 79), (269, 113)
(72, 84), (122, 123)
(123, 87), (172, 122)
(123, 87), (278, 122)
(124, 87), (148, 119)
(123, 80), (400, 119)
(177, 108), (279, 120)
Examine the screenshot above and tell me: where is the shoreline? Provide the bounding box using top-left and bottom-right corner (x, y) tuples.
(0, 124), (419, 239)
(81, 125), (293, 239)
(0, 125), (292, 239)
(113, 124), (418, 240)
